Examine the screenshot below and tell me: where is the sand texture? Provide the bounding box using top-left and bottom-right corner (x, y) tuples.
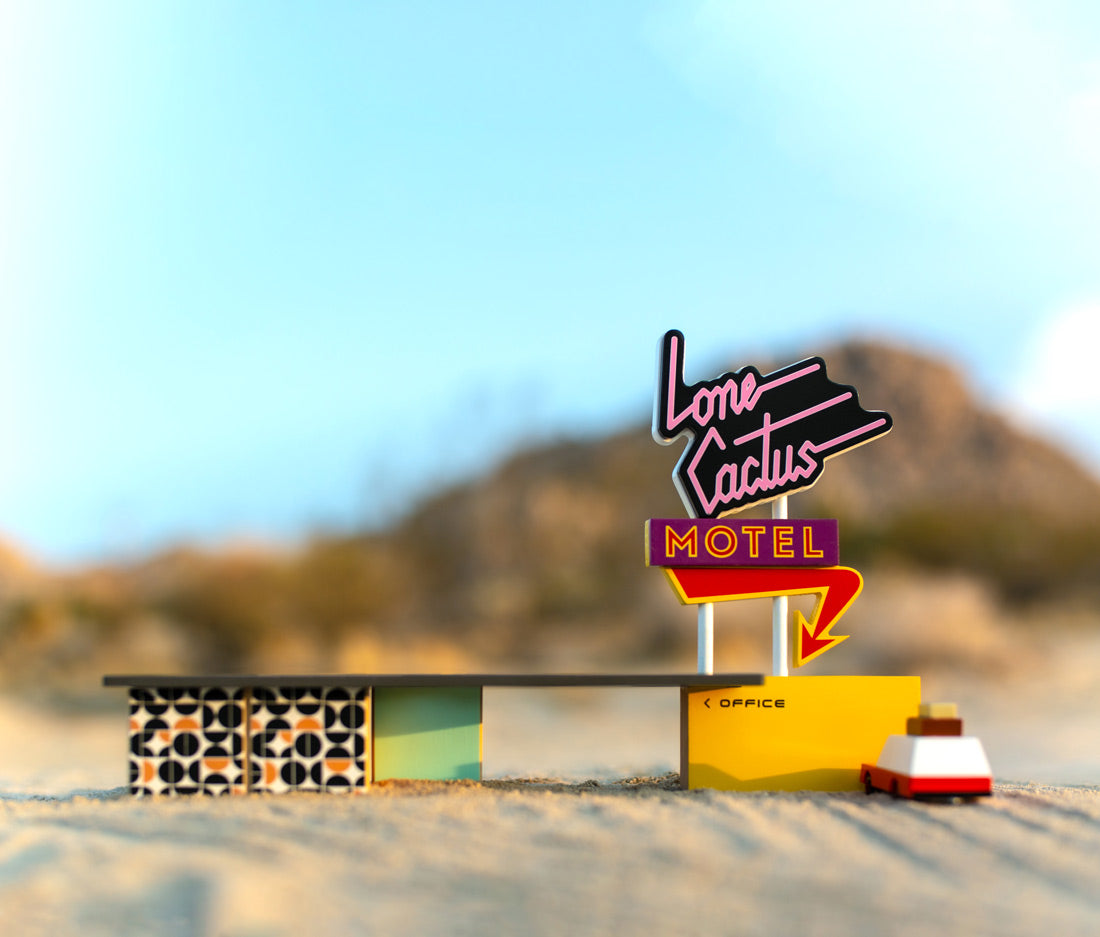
(3, 642), (1100, 936)
(0, 779), (1098, 936)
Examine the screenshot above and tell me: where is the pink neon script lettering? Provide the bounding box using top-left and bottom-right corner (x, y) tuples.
(687, 425), (819, 515)
(663, 334), (822, 435)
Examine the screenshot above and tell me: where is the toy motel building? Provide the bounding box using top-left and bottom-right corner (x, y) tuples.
(107, 331), (933, 795)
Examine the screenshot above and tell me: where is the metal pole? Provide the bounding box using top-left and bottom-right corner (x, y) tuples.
(772, 495), (789, 676)
(697, 602), (714, 675)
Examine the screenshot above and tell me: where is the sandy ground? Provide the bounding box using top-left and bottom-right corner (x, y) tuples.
(2, 648), (1100, 936)
(2, 779), (1099, 936)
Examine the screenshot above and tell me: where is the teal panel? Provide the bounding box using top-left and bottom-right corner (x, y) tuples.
(372, 686), (482, 781)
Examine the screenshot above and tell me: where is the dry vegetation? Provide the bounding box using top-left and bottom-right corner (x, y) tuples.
(1, 341), (1098, 689)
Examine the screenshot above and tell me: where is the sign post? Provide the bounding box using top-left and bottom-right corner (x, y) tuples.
(698, 603), (713, 675)
(771, 495), (789, 677)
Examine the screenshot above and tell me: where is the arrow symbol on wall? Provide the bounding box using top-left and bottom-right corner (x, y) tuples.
(662, 566), (864, 667)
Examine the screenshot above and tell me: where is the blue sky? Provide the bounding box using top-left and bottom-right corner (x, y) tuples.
(2, 1), (1099, 563)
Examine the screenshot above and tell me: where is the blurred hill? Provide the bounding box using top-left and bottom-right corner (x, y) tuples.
(2, 340), (1099, 690)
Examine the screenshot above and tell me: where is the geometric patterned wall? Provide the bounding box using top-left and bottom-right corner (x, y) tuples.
(249, 686), (368, 793)
(198, 687), (248, 795)
(115, 673), (764, 796)
(128, 685), (367, 796)
(128, 687), (247, 796)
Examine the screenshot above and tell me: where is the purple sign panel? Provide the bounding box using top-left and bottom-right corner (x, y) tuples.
(653, 330), (892, 518)
(646, 518), (839, 568)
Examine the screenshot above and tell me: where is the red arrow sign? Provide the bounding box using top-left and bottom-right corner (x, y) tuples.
(663, 566), (863, 667)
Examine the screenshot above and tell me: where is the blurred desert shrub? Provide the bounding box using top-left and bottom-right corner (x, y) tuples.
(3, 463), (1098, 688)
(0, 536), (417, 688)
(2, 339), (1099, 688)
(817, 569), (1020, 677)
(837, 506), (1100, 606)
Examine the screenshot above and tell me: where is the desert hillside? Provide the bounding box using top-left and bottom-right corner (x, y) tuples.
(1, 340), (1098, 688)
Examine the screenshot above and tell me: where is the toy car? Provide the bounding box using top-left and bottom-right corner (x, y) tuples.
(861, 703), (993, 800)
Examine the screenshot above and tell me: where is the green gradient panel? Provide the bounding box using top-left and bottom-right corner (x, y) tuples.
(372, 687), (482, 781)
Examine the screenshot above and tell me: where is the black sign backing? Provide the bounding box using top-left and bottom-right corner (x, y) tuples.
(653, 329), (892, 518)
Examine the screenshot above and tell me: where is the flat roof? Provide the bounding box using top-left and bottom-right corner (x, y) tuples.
(103, 673), (765, 688)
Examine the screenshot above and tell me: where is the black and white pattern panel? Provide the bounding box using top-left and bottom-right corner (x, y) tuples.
(128, 687), (246, 796)
(249, 686), (368, 793)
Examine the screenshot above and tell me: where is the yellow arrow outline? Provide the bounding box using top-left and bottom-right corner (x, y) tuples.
(662, 566), (863, 667)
